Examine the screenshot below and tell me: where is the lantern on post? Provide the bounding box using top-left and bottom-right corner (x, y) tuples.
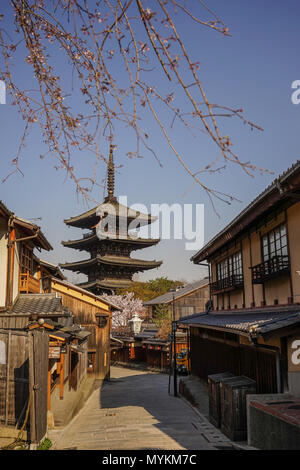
(129, 313), (143, 335)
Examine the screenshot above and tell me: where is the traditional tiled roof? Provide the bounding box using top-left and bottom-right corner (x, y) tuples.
(27, 318), (91, 342)
(179, 306), (300, 337)
(144, 278), (209, 306)
(38, 259), (66, 280)
(191, 160), (300, 263)
(134, 328), (160, 340)
(11, 293), (66, 316)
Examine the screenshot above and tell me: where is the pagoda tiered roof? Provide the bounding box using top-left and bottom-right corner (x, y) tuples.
(62, 231), (160, 250)
(60, 254), (162, 272)
(78, 278), (134, 292)
(64, 200), (157, 229)
(61, 144), (162, 293)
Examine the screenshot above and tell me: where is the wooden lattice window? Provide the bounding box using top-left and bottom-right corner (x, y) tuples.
(216, 251), (243, 281)
(262, 223), (288, 262)
(20, 245), (33, 275)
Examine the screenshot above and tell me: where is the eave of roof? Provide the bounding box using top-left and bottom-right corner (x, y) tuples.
(62, 233), (160, 249)
(0, 200), (12, 219)
(78, 278), (133, 291)
(0, 202), (52, 251)
(191, 160), (300, 263)
(13, 216), (52, 251)
(38, 259), (66, 280)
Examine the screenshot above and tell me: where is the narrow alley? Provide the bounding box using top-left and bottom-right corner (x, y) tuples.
(51, 367), (233, 450)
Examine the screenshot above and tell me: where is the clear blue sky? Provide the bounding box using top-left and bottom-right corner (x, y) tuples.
(0, 1), (300, 284)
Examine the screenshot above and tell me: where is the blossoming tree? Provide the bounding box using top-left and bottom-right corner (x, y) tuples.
(102, 291), (147, 331)
(0, 1), (269, 211)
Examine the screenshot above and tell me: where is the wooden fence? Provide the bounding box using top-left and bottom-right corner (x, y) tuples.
(0, 329), (48, 443)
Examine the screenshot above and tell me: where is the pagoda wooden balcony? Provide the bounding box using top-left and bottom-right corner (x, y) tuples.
(211, 274), (244, 294)
(251, 255), (290, 284)
(19, 273), (40, 294)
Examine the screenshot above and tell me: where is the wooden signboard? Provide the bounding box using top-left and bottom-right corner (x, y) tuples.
(49, 346), (61, 359)
(288, 336), (300, 372)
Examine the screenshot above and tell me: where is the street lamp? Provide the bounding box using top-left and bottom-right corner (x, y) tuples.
(129, 313), (143, 335)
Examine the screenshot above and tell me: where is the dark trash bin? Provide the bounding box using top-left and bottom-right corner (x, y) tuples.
(208, 372), (234, 428)
(220, 375), (256, 441)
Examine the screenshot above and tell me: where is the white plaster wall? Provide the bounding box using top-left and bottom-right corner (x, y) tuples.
(12, 240), (20, 303)
(0, 218), (8, 307)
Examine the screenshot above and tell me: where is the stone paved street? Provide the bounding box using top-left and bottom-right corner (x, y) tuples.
(51, 367), (233, 450)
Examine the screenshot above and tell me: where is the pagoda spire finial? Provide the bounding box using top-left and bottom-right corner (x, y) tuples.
(106, 143), (116, 202)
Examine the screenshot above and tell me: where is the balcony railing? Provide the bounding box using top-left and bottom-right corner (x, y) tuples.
(251, 255), (290, 284)
(211, 274), (244, 294)
(19, 273), (41, 294)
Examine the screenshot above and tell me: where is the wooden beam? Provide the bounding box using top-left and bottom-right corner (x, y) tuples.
(43, 323), (55, 330)
(5, 332), (11, 425)
(29, 333), (36, 443)
(49, 334), (66, 342)
(59, 353), (64, 400)
(47, 365), (51, 412)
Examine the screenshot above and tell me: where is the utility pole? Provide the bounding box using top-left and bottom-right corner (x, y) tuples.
(172, 293), (177, 397)
(168, 334), (172, 395)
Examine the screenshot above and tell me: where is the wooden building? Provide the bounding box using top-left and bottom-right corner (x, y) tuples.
(60, 145), (162, 294)
(0, 201), (52, 307)
(144, 278), (210, 321)
(0, 200), (118, 379)
(180, 161), (300, 397)
(0, 293), (91, 439)
(111, 327), (188, 372)
(44, 277), (120, 380)
(0, 200), (120, 438)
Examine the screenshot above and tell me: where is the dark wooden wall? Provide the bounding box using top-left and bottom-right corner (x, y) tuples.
(0, 329), (48, 443)
(190, 327), (277, 394)
(111, 346), (147, 365)
(111, 346), (170, 371)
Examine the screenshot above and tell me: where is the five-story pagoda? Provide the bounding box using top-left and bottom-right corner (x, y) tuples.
(60, 146), (162, 294)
